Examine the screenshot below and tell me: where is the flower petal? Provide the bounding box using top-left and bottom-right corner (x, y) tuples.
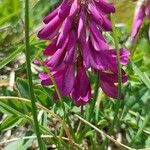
(57, 0), (79, 47)
(39, 73), (52, 85)
(94, 0), (115, 14)
(64, 30), (77, 64)
(43, 7), (59, 24)
(131, 4), (145, 38)
(71, 60), (91, 106)
(100, 79), (118, 98)
(43, 37), (58, 56)
(78, 8), (85, 39)
(46, 35), (69, 68)
(38, 16), (62, 39)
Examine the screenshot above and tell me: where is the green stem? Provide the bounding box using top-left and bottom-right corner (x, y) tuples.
(76, 106), (83, 134)
(95, 90), (101, 122)
(88, 71), (100, 121)
(43, 65), (65, 112)
(25, 0), (44, 149)
(101, 12), (122, 149)
(42, 63), (73, 146)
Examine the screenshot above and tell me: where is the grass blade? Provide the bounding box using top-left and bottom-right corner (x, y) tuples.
(0, 46), (23, 69)
(132, 62), (150, 90)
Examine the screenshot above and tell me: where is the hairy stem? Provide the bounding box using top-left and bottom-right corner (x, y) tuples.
(25, 0), (44, 149)
(101, 12), (122, 149)
(88, 71), (100, 121)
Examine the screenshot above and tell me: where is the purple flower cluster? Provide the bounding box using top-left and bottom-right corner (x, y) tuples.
(38, 0), (130, 106)
(131, 0), (150, 40)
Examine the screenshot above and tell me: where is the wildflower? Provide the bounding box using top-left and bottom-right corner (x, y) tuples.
(100, 70), (128, 99)
(38, 0), (130, 106)
(39, 57), (91, 106)
(39, 64), (74, 98)
(130, 0), (150, 40)
(70, 57), (91, 106)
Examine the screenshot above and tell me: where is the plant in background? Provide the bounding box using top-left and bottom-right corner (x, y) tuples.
(38, 0), (130, 106)
(130, 0), (150, 41)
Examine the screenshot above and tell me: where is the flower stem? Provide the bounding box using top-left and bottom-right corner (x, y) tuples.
(25, 0), (45, 149)
(42, 64), (73, 146)
(101, 12), (122, 149)
(43, 65), (65, 111)
(88, 71), (100, 121)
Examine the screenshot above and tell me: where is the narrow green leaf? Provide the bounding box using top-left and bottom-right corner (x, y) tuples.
(0, 100), (32, 123)
(132, 62), (150, 90)
(0, 101), (25, 116)
(0, 115), (22, 132)
(0, 11), (19, 25)
(16, 78), (30, 99)
(35, 89), (52, 107)
(0, 46), (23, 69)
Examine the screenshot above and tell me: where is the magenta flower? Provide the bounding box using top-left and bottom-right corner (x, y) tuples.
(130, 0), (150, 39)
(146, 0), (150, 18)
(39, 57), (91, 107)
(38, 0), (130, 106)
(100, 70), (128, 99)
(71, 58), (91, 106)
(39, 65), (74, 98)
